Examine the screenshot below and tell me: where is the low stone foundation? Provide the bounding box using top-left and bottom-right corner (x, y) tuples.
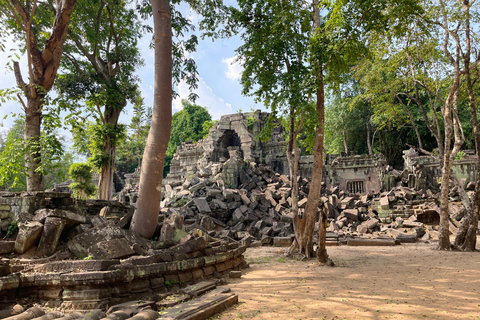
(0, 243), (246, 311)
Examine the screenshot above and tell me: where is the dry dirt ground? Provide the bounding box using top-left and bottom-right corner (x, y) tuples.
(217, 240), (480, 320)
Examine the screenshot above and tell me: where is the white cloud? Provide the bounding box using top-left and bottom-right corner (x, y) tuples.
(222, 56), (243, 81)
(173, 77), (233, 120)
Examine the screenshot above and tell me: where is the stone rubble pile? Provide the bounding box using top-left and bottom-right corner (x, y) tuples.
(161, 161), (470, 247)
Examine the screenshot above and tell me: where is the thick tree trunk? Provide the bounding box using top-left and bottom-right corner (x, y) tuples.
(97, 105), (123, 200)
(9, 0), (77, 191)
(24, 94), (44, 191)
(130, 0), (172, 239)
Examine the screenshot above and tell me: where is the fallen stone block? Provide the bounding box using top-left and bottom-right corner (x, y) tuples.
(14, 221), (44, 255)
(343, 209), (358, 221)
(395, 233), (417, 243)
(347, 238), (396, 246)
(36, 217), (66, 258)
(0, 241), (15, 255)
(33, 209), (86, 227)
(193, 198), (211, 214)
(157, 287), (237, 320)
(88, 238), (135, 260)
(273, 236), (293, 247)
(67, 221), (127, 258)
(180, 280), (217, 297)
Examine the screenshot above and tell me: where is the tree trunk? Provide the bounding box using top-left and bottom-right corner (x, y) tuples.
(366, 116), (373, 155)
(342, 126), (348, 154)
(287, 107), (307, 255)
(453, 0), (478, 250)
(24, 94), (44, 191)
(437, 77), (461, 250)
(9, 0), (77, 191)
(312, 72), (330, 264)
(97, 135), (115, 200)
(310, 0), (330, 264)
(97, 104), (123, 200)
(130, 0), (172, 239)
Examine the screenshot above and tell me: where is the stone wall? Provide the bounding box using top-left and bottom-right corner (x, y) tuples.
(324, 154), (388, 194)
(0, 242), (246, 310)
(403, 149), (477, 189)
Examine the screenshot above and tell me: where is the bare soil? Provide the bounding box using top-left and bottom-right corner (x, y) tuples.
(218, 240), (480, 320)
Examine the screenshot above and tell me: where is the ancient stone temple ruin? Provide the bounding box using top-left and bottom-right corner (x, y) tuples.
(165, 111), (314, 184)
(163, 111), (389, 195)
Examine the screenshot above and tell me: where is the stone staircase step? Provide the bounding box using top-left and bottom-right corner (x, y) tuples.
(158, 287), (237, 320)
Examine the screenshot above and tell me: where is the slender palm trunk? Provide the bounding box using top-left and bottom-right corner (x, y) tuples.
(131, 0), (172, 238)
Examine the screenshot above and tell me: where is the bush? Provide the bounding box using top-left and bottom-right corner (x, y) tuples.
(69, 163), (97, 199)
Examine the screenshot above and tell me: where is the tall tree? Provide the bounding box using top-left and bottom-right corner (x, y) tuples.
(130, 0), (172, 238)
(130, 0), (225, 239)
(223, 0), (314, 257)
(56, 0), (142, 200)
(0, 0), (77, 191)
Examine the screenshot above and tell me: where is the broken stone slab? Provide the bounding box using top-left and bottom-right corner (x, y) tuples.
(298, 198), (308, 208)
(0, 241), (15, 255)
(193, 198), (211, 214)
(347, 238), (396, 246)
(222, 189), (234, 200)
(379, 196), (390, 210)
(157, 287), (237, 320)
(88, 238), (136, 260)
(396, 233), (417, 243)
(168, 236), (207, 255)
(180, 280), (217, 297)
(33, 209), (86, 227)
(36, 217), (66, 258)
(343, 209), (358, 221)
(190, 181), (207, 193)
(67, 221), (127, 258)
(402, 220), (424, 228)
(361, 218), (379, 230)
(229, 271), (242, 278)
(273, 236), (293, 247)
(14, 221), (44, 255)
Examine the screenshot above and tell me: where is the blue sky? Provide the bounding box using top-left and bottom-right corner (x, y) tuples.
(0, 2), (264, 137)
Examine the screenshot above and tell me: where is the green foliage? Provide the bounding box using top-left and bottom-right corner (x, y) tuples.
(0, 116), (70, 191)
(455, 151), (466, 161)
(5, 219), (18, 239)
(69, 163), (97, 199)
(164, 101), (212, 175)
(116, 97), (152, 173)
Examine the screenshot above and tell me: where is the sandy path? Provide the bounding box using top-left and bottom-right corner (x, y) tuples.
(217, 242), (480, 320)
